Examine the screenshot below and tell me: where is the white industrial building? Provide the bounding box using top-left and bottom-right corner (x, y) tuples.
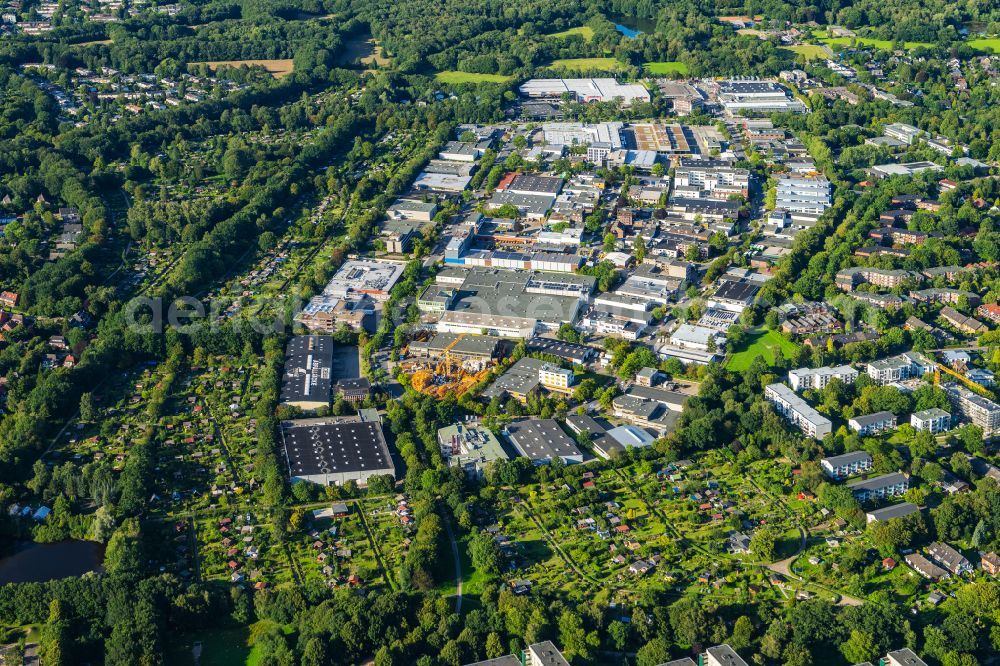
(520, 79), (651, 105)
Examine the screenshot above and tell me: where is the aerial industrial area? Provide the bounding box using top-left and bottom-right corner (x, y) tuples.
(5, 0), (1000, 663)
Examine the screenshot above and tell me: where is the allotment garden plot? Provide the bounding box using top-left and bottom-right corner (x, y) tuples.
(494, 454), (802, 597)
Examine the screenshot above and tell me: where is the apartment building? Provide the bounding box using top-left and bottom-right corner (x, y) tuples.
(847, 472), (909, 502)
(765, 383), (832, 439)
(884, 648), (929, 666)
(849, 411), (897, 436)
(835, 267), (918, 291)
(910, 408), (951, 433)
(884, 122), (924, 145)
(775, 175), (832, 215)
(788, 365), (858, 391)
(942, 383), (1000, 438)
(821, 450), (872, 480)
(866, 352), (936, 385)
(539, 364), (574, 392)
(673, 166), (750, 198)
(465, 641), (570, 666)
(702, 644), (749, 666)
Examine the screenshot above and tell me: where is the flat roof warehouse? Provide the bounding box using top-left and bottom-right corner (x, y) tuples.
(281, 412), (395, 486)
(279, 335), (333, 410)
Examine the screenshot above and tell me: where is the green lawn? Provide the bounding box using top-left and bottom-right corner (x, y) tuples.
(781, 44), (829, 61)
(643, 61), (689, 75)
(968, 37), (1000, 53)
(812, 31), (932, 50)
(548, 25), (595, 41)
(726, 329), (799, 371)
(165, 626), (252, 666)
(548, 57), (625, 72)
(434, 71), (513, 84)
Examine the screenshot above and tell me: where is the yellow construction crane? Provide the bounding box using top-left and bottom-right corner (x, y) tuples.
(934, 362), (997, 401)
(442, 333), (466, 371)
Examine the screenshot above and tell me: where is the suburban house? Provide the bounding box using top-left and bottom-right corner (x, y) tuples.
(927, 542), (973, 575)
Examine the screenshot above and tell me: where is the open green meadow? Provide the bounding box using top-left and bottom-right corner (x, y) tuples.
(548, 26), (595, 41)
(548, 57), (625, 72)
(968, 37), (1000, 53)
(726, 329), (800, 371)
(781, 44), (829, 61)
(643, 61), (689, 75)
(435, 71), (514, 84)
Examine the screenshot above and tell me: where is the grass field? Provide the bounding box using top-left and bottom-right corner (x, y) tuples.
(548, 57), (625, 72)
(360, 40), (390, 67)
(74, 39), (112, 46)
(726, 329), (799, 371)
(548, 25), (595, 41)
(781, 44), (829, 61)
(435, 71), (513, 84)
(192, 60), (295, 78)
(968, 37), (1000, 53)
(812, 31), (932, 50)
(165, 626), (252, 666)
(643, 61), (689, 75)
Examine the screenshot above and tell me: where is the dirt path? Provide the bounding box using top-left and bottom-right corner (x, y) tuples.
(443, 518), (463, 613)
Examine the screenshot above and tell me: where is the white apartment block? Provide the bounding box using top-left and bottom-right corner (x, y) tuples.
(820, 450), (872, 480)
(788, 365), (858, 392)
(673, 166), (750, 197)
(847, 472), (909, 502)
(866, 352), (936, 385)
(849, 411), (897, 436)
(765, 383), (832, 439)
(910, 408), (951, 433)
(942, 383), (1000, 438)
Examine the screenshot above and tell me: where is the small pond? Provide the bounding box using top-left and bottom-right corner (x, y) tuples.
(0, 541), (105, 585)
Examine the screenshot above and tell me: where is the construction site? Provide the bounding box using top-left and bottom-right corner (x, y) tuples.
(399, 332), (505, 399)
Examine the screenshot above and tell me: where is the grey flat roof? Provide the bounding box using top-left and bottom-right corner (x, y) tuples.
(527, 337), (599, 362)
(713, 280), (760, 303)
(912, 408), (950, 420)
(464, 657), (522, 666)
(626, 385), (689, 410)
(887, 648), (929, 666)
(507, 174), (563, 195)
(282, 417), (393, 478)
(505, 419), (583, 462)
(280, 335), (334, 405)
(704, 644), (749, 666)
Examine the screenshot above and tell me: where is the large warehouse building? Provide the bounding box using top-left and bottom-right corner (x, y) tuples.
(279, 335), (334, 411)
(281, 411), (395, 486)
(519, 78), (650, 105)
